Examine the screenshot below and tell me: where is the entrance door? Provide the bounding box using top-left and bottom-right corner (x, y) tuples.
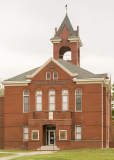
(49, 130), (55, 145)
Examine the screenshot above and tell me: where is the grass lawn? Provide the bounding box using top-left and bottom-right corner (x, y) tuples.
(10, 148), (114, 160)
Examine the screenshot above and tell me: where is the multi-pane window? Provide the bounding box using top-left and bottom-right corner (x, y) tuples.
(36, 90), (42, 111)
(76, 89), (82, 111)
(59, 130), (67, 140)
(32, 130), (39, 140)
(62, 89), (68, 110)
(75, 126), (81, 139)
(49, 90), (55, 111)
(23, 126), (28, 140)
(46, 72), (50, 79)
(53, 72), (58, 79)
(23, 90), (29, 112)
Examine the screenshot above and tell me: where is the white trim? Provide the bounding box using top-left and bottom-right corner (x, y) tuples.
(73, 78), (111, 90)
(32, 130), (39, 140)
(2, 80), (31, 86)
(26, 57), (77, 78)
(59, 130), (67, 140)
(50, 39), (62, 43)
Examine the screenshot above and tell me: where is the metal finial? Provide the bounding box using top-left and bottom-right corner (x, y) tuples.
(65, 5), (67, 13)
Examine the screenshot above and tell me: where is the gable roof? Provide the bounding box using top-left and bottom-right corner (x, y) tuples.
(5, 58), (107, 81)
(50, 14), (78, 41)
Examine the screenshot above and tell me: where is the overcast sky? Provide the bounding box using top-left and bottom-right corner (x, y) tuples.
(0, 0), (114, 84)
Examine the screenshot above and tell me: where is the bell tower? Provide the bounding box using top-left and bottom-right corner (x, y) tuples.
(50, 13), (83, 66)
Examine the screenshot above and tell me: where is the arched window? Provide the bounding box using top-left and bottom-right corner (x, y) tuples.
(23, 90), (29, 112)
(49, 90), (55, 111)
(76, 89), (82, 111)
(46, 72), (50, 79)
(53, 72), (58, 79)
(62, 89), (68, 110)
(36, 90), (42, 111)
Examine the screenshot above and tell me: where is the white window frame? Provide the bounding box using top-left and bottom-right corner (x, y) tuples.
(49, 90), (55, 111)
(23, 90), (29, 112)
(53, 72), (58, 79)
(36, 90), (42, 111)
(62, 89), (68, 110)
(75, 89), (82, 111)
(59, 130), (67, 140)
(32, 130), (39, 140)
(23, 126), (28, 141)
(46, 72), (51, 80)
(75, 126), (82, 140)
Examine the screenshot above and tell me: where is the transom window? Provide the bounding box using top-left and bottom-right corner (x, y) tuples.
(23, 126), (28, 140)
(23, 90), (29, 112)
(62, 89), (68, 110)
(49, 90), (55, 111)
(76, 89), (82, 111)
(36, 90), (42, 111)
(53, 72), (58, 79)
(46, 72), (50, 79)
(75, 126), (81, 139)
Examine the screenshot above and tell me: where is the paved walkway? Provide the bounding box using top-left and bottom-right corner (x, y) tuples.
(0, 151), (56, 160)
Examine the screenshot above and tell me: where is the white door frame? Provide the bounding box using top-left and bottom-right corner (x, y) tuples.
(48, 130), (55, 145)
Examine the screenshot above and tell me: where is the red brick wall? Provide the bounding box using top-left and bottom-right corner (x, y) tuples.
(0, 96), (4, 149)
(3, 61), (111, 150)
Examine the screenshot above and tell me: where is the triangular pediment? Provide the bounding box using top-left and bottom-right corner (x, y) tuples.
(26, 57), (77, 78)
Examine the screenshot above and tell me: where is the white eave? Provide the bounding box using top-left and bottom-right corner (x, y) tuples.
(68, 37), (83, 47)
(73, 78), (111, 90)
(50, 39), (62, 43)
(1, 80), (31, 86)
(26, 57), (78, 78)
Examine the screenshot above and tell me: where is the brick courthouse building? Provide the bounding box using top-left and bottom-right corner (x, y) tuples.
(0, 13), (112, 150)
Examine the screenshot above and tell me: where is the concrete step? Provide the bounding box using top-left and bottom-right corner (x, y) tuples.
(37, 145), (60, 151)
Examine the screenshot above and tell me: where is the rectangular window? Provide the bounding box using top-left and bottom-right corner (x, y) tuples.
(32, 130), (39, 140)
(76, 126), (81, 139)
(24, 96), (29, 112)
(36, 96), (42, 111)
(49, 95), (55, 110)
(23, 126), (28, 140)
(59, 130), (67, 140)
(76, 95), (81, 110)
(62, 95), (68, 110)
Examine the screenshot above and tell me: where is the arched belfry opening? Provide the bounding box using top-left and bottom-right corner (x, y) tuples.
(50, 13), (83, 66)
(59, 46), (71, 60)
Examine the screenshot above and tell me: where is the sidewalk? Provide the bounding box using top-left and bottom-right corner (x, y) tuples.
(0, 151), (56, 160)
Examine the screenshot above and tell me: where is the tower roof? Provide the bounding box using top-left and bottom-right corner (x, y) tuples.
(50, 14), (78, 41)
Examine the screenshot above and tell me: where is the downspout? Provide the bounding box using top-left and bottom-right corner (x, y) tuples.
(102, 83), (103, 148)
(108, 90), (109, 148)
